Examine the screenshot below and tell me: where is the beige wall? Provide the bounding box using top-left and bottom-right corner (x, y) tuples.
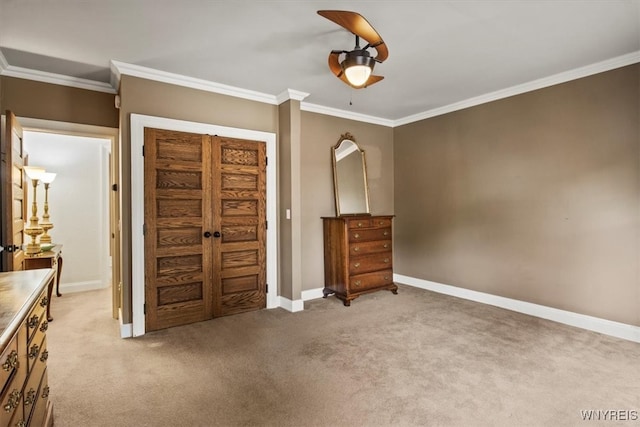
(394, 64), (640, 326)
(1, 76), (118, 127)
(301, 112), (394, 292)
(118, 75), (279, 322)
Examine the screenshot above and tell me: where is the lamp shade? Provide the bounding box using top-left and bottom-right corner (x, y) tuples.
(24, 166), (46, 180)
(41, 172), (57, 184)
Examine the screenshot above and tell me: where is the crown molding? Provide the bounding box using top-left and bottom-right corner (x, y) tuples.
(0, 50), (8, 73)
(0, 63), (116, 94)
(301, 102), (395, 127)
(110, 60), (279, 105)
(276, 89), (310, 104)
(394, 50), (640, 127)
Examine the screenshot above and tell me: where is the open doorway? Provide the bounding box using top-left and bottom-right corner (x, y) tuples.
(19, 117), (120, 320)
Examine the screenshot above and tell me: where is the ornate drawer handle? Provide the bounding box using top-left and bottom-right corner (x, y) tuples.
(42, 386), (50, 399)
(384, 258), (390, 263)
(2, 350), (18, 371)
(24, 388), (36, 406)
(353, 280), (361, 287)
(353, 246), (360, 252)
(40, 321), (49, 333)
(28, 314), (40, 329)
(40, 350), (49, 362)
(4, 389), (20, 413)
(353, 233), (360, 239)
(354, 262), (360, 268)
(17, 420), (27, 427)
(28, 344), (40, 360)
(39, 296), (49, 307)
(383, 231), (389, 236)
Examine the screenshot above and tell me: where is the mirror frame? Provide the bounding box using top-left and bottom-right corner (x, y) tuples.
(331, 132), (371, 216)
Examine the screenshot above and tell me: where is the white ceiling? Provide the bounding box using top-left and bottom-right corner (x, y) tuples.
(0, 0), (638, 122)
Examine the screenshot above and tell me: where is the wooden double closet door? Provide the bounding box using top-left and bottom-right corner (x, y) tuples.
(144, 128), (267, 332)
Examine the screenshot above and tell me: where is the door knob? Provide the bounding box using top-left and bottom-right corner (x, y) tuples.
(213, 231), (221, 238)
(203, 231), (212, 238)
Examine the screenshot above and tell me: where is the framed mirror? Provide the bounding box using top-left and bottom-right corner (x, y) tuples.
(332, 133), (371, 216)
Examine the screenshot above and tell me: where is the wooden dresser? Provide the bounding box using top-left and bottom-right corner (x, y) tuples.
(322, 215), (398, 306)
(0, 269), (55, 427)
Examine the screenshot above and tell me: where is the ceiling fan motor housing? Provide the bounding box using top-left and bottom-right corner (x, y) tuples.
(341, 49), (376, 73)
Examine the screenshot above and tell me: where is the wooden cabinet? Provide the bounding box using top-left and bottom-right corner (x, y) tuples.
(322, 215), (398, 306)
(0, 269), (55, 427)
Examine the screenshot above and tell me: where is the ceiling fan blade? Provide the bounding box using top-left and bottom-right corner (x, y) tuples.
(318, 10), (388, 62)
(364, 75), (384, 87)
(328, 52), (343, 77)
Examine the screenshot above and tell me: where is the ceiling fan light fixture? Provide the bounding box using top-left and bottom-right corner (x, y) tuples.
(341, 50), (376, 87)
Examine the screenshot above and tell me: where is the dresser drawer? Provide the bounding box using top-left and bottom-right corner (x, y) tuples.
(350, 269), (394, 292)
(25, 291), (48, 346)
(349, 240), (392, 256)
(29, 367), (49, 427)
(349, 227), (391, 243)
(24, 336), (47, 423)
(0, 336), (18, 394)
(370, 217), (392, 228)
(0, 383), (23, 426)
(349, 253), (392, 275)
(347, 218), (371, 229)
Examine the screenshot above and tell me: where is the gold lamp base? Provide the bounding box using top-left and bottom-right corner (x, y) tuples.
(40, 221), (53, 244)
(24, 225), (43, 255)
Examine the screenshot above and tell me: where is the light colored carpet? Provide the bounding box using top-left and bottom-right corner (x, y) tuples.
(46, 284), (640, 426)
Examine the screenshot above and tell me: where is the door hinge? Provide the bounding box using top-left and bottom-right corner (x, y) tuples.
(266, 284), (268, 293)
(143, 303), (146, 315)
(112, 183), (118, 191)
(142, 145), (145, 156)
(265, 221), (268, 230)
(265, 156), (268, 166)
(143, 223), (146, 235)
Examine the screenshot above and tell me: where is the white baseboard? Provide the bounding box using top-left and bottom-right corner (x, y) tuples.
(119, 308), (133, 338)
(278, 296), (304, 313)
(395, 274), (640, 344)
(59, 280), (108, 294)
(302, 288), (324, 301)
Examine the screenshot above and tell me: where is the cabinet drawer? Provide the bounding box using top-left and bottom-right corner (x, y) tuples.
(349, 227), (391, 243)
(24, 337), (47, 423)
(349, 253), (392, 275)
(25, 292), (48, 345)
(0, 384), (23, 426)
(0, 336), (18, 393)
(347, 218), (371, 229)
(349, 240), (391, 256)
(350, 269), (394, 292)
(29, 368), (49, 427)
(370, 217), (392, 228)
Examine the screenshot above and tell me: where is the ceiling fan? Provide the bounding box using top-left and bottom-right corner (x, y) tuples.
(317, 10), (388, 89)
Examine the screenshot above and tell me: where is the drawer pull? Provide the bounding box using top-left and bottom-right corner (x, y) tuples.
(383, 231), (389, 236)
(354, 263), (360, 268)
(42, 386), (50, 399)
(383, 243), (389, 249)
(40, 321), (49, 333)
(353, 233), (360, 239)
(353, 246), (360, 252)
(24, 388), (36, 406)
(4, 389), (20, 413)
(17, 420), (27, 427)
(2, 350), (18, 371)
(379, 220), (385, 225)
(28, 314), (40, 329)
(28, 344), (40, 360)
(40, 350), (49, 362)
(384, 276), (390, 281)
(353, 280), (361, 287)
(384, 258), (390, 263)
(357, 222), (363, 227)
(40, 296), (49, 307)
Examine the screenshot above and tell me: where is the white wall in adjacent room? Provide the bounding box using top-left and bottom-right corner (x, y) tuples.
(24, 131), (110, 292)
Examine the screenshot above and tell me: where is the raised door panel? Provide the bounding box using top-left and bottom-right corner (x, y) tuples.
(212, 137), (266, 317)
(144, 128), (213, 332)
